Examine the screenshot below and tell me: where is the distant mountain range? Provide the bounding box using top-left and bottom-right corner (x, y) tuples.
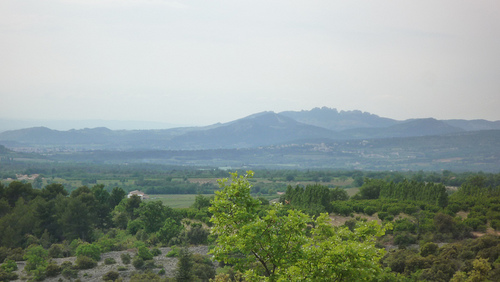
(1, 107), (500, 151)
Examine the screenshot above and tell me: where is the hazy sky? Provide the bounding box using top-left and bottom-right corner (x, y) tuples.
(1, 0), (499, 127)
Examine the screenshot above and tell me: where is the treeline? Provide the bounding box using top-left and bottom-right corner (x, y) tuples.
(352, 178), (448, 208)
(276, 173), (500, 281)
(281, 184), (348, 215)
(0, 180), (224, 281)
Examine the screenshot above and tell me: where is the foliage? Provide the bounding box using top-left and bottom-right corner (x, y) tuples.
(0, 260), (17, 273)
(166, 246), (180, 257)
(45, 262), (61, 277)
(0, 269), (18, 282)
(137, 246), (153, 261)
(120, 253), (131, 264)
(184, 223), (209, 245)
(75, 255), (97, 269)
(379, 179), (448, 208)
(132, 256), (144, 269)
(104, 257), (116, 265)
(282, 183), (347, 215)
(75, 243), (101, 261)
(138, 200), (181, 234)
(103, 270), (120, 281)
(24, 245), (49, 273)
(210, 171), (388, 281)
(157, 218), (184, 245)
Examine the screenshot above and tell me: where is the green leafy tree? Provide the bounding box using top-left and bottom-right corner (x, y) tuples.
(210, 172), (388, 281)
(157, 218), (184, 245)
(75, 243), (101, 261)
(109, 187), (126, 209)
(192, 194), (211, 210)
(41, 183), (68, 200)
(24, 245), (49, 280)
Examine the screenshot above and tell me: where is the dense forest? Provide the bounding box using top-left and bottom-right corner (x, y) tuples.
(0, 166), (499, 281)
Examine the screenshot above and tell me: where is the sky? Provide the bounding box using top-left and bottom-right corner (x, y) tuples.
(1, 0), (500, 128)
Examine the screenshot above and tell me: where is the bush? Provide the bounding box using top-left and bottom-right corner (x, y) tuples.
(61, 264), (78, 279)
(117, 266), (127, 271)
(192, 254), (216, 281)
(127, 219), (144, 235)
(0, 259), (17, 272)
(186, 224), (210, 245)
(132, 256), (144, 269)
(5, 248), (24, 262)
(48, 244), (68, 258)
(394, 232), (417, 247)
(129, 271), (161, 281)
(151, 247), (162, 256)
(378, 211), (389, 221)
(103, 271), (120, 281)
(45, 262), (61, 277)
(137, 246), (153, 260)
(387, 206), (402, 216)
(166, 246), (180, 257)
(75, 243), (101, 261)
(104, 258), (116, 265)
(120, 253), (131, 264)
(363, 206), (377, 216)
(420, 242), (438, 257)
(143, 260), (157, 269)
(0, 269), (18, 281)
(158, 268), (166, 275)
(75, 255), (97, 269)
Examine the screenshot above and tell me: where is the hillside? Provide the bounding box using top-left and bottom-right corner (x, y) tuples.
(279, 107), (399, 131)
(2, 108), (497, 152)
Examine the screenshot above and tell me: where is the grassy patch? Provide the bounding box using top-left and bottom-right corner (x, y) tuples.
(144, 194), (214, 208)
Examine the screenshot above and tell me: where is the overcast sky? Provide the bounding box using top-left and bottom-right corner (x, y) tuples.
(1, 0), (499, 127)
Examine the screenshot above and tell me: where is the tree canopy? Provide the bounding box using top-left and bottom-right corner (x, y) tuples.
(209, 171), (388, 281)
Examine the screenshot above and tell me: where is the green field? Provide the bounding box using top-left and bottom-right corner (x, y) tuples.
(144, 194), (214, 208)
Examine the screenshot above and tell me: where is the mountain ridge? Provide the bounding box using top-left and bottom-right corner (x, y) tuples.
(1, 107), (499, 151)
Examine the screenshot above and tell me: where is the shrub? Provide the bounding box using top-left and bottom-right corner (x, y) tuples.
(75, 243), (101, 261)
(137, 246), (153, 261)
(120, 253), (131, 264)
(420, 242), (438, 257)
(192, 254), (216, 281)
(127, 219), (144, 235)
(5, 248), (24, 262)
(75, 255), (97, 269)
(378, 211), (389, 221)
(48, 244), (67, 258)
(61, 264), (78, 279)
(186, 224), (210, 245)
(166, 246), (179, 257)
(132, 256), (144, 269)
(363, 206), (377, 216)
(104, 258), (116, 265)
(394, 232), (417, 247)
(0, 269), (18, 281)
(129, 271), (161, 281)
(158, 268), (166, 275)
(117, 266), (127, 271)
(343, 219), (357, 232)
(45, 262), (61, 277)
(103, 271), (120, 281)
(151, 247), (162, 257)
(143, 260), (157, 269)
(387, 206), (402, 216)
(0, 259), (17, 272)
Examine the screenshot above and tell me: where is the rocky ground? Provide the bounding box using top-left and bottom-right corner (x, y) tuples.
(12, 246), (210, 281)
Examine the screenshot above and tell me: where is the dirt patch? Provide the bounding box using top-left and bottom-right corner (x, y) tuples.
(456, 211), (469, 219)
(12, 246), (210, 282)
